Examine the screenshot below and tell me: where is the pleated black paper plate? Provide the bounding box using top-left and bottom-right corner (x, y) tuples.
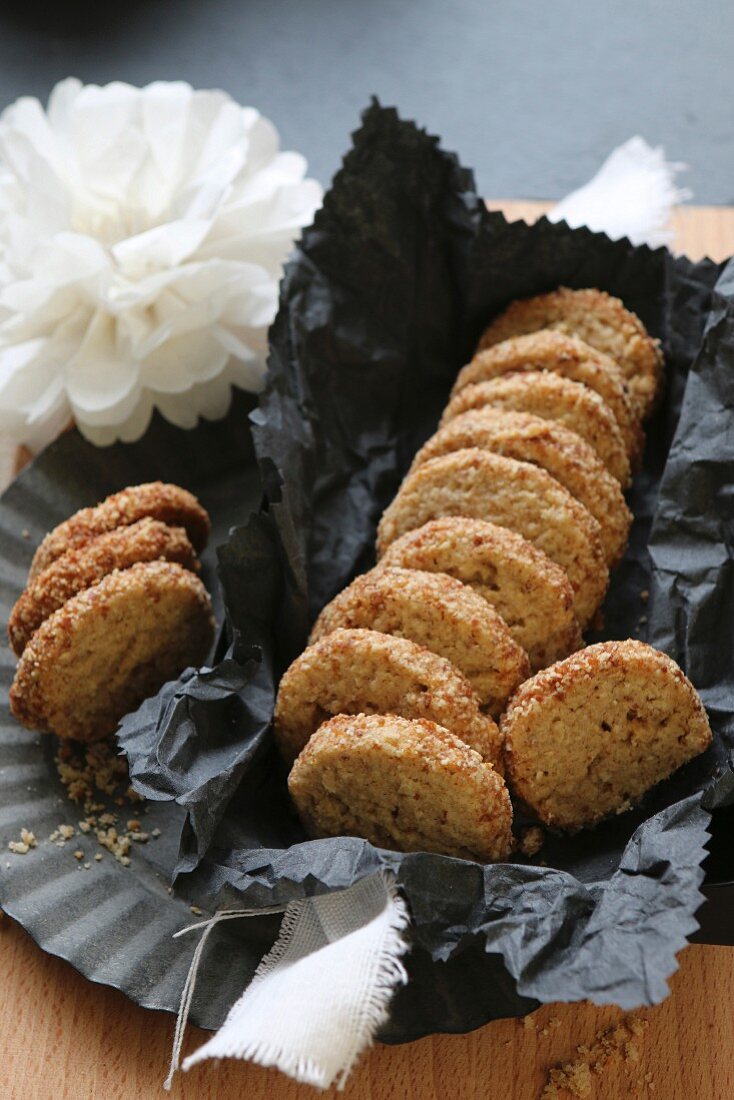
(0, 390), (285, 1030)
(2, 104), (734, 1045)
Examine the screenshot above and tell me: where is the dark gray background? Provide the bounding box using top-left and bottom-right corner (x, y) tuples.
(1, 0), (732, 203)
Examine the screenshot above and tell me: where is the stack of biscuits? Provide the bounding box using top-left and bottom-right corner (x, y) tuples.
(280, 288), (712, 861)
(9, 482), (215, 743)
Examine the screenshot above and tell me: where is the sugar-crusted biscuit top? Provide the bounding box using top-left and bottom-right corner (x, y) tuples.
(377, 448), (608, 629)
(273, 626), (503, 770)
(29, 481), (210, 579)
(501, 640), (712, 831)
(441, 371), (631, 487)
(476, 287), (663, 419)
(452, 330), (643, 460)
(310, 566), (530, 716)
(411, 409), (632, 567)
(289, 713), (514, 862)
(9, 518), (199, 655)
(379, 517), (581, 670)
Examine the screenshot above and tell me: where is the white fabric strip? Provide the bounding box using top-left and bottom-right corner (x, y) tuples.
(549, 136), (691, 248)
(166, 871), (410, 1091)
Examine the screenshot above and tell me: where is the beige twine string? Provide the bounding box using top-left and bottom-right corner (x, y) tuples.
(164, 904), (289, 1091)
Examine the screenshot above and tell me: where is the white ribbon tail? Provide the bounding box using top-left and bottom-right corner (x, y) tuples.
(165, 871), (410, 1092)
(549, 135), (692, 248)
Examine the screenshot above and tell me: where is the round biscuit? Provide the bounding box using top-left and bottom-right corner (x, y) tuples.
(289, 713), (514, 862)
(411, 409), (632, 567)
(377, 448), (608, 629)
(310, 567), (530, 716)
(9, 518), (199, 655)
(441, 372), (631, 487)
(29, 482), (210, 580)
(501, 640), (712, 831)
(476, 287), (663, 418)
(10, 560), (214, 742)
(273, 627), (502, 770)
(379, 518), (581, 671)
(452, 330), (643, 460)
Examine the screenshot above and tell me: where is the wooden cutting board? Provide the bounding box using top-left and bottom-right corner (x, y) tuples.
(2, 202), (734, 1100)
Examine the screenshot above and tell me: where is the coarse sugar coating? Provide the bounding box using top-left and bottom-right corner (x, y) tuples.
(476, 287), (663, 419)
(501, 640), (713, 831)
(9, 519), (199, 655)
(451, 330), (643, 460)
(410, 409), (632, 567)
(288, 713), (514, 862)
(10, 560), (214, 742)
(379, 517), (582, 671)
(29, 481), (210, 579)
(273, 627), (503, 770)
(310, 567), (530, 715)
(377, 448), (608, 629)
(441, 372), (631, 487)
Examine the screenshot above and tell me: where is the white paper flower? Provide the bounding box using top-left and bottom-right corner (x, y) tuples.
(0, 78), (322, 450)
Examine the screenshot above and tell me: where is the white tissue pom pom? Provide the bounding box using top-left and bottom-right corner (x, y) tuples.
(0, 78), (322, 450)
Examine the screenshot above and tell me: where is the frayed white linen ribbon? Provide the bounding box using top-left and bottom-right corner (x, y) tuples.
(165, 871), (410, 1092)
(549, 136), (691, 248)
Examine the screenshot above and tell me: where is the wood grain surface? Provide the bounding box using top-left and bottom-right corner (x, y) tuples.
(1, 202), (733, 1100)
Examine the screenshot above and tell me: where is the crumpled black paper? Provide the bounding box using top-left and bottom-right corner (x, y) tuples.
(118, 103), (734, 1037)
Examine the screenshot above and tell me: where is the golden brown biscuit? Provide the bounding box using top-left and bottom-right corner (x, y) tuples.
(289, 713), (514, 862)
(410, 409), (632, 567)
(501, 640), (712, 831)
(476, 288), (663, 418)
(310, 567), (530, 716)
(441, 372), (631, 487)
(451, 330), (643, 460)
(10, 561), (214, 742)
(273, 627), (503, 770)
(9, 519), (199, 656)
(29, 482), (210, 580)
(379, 518), (581, 671)
(377, 449), (608, 628)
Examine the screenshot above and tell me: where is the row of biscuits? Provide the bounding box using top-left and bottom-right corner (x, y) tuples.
(9, 483), (215, 743)
(279, 288), (712, 861)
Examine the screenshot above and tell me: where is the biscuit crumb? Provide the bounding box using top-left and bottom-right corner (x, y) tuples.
(151, 827), (161, 838)
(8, 840), (29, 855)
(94, 853), (103, 862)
(73, 849), (84, 860)
(95, 826), (132, 865)
(190, 905), (203, 916)
(56, 824), (75, 841)
(640, 589), (649, 603)
(520, 825), (545, 857)
(20, 828), (36, 849)
(55, 739), (130, 813)
(541, 1014), (648, 1098)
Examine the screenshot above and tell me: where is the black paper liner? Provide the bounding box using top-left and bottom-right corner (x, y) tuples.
(115, 104), (734, 1040)
(3, 104), (734, 1042)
